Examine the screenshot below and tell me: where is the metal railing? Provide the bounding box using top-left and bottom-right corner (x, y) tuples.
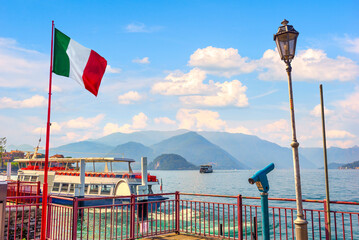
(4, 196), (42, 240)
(47, 193), (177, 240)
(6, 180), (41, 200)
(4, 191), (359, 239)
(241, 196), (359, 240)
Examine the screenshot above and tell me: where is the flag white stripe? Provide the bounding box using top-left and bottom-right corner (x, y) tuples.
(66, 39), (91, 87)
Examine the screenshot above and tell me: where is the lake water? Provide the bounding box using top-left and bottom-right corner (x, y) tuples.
(151, 169), (359, 202)
(151, 169), (358, 239)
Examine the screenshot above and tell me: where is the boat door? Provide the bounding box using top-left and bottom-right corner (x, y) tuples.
(114, 180), (131, 196)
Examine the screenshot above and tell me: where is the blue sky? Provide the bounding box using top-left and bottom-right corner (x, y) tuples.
(1, 1), (359, 148)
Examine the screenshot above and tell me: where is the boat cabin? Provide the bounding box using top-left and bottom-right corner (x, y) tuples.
(200, 165), (213, 173)
(14, 157), (159, 198)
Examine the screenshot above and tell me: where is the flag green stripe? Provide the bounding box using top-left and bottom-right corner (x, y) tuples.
(53, 28), (71, 77)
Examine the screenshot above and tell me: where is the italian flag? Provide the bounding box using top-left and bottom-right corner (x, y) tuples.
(52, 28), (107, 96)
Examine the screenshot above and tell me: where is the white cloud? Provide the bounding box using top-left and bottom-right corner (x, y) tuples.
(106, 65), (121, 74)
(118, 91), (143, 104)
(253, 119), (291, 145)
(133, 57), (150, 64)
(327, 130), (355, 139)
(0, 95), (46, 109)
(152, 68), (210, 95)
(176, 109), (226, 131)
(0, 37), (40, 54)
(0, 37), (48, 88)
(176, 108), (253, 134)
(261, 119), (290, 134)
(103, 122), (140, 135)
(103, 123), (123, 135)
(50, 122), (62, 133)
(343, 37), (359, 54)
(33, 115), (105, 142)
(61, 132), (79, 142)
(258, 48), (359, 82)
(103, 112), (148, 135)
(188, 46), (256, 78)
(180, 80), (248, 107)
(310, 104), (334, 117)
(126, 23), (147, 32)
(226, 126), (252, 135)
(152, 68), (249, 107)
(154, 117), (176, 125)
(132, 112), (148, 129)
(52, 85), (62, 92)
(186, 46), (359, 82)
(337, 90), (359, 114)
(65, 114), (105, 129)
(327, 140), (355, 148)
(33, 122), (62, 134)
(125, 23), (162, 33)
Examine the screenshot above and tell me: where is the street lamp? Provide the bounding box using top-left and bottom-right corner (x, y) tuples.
(274, 19), (308, 240)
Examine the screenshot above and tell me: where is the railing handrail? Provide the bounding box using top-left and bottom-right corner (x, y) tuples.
(181, 192), (359, 205)
(180, 192), (238, 198)
(6, 195), (42, 200)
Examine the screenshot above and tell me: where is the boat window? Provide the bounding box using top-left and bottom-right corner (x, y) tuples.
(89, 184), (99, 195)
(130, 185), (137, 194)
(69, 184), (75, 193)
(148, 185), (153, 194)
(101, 185), (112, 195)
(30, 176), (38, 182)
(61, 183), (69, 193)
(23, 176), (30, 181)
(52, 183), (60, 192)
(85, 184), (89, 194)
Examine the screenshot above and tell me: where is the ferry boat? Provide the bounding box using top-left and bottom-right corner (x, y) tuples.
(199, 165), (213, 173)
(14, 156), (167, 207)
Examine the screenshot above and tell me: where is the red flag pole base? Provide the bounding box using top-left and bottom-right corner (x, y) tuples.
(40, 183), (48, 239)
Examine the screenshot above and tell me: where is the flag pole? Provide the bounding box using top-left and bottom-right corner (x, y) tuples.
(40, 20), (54, 240)
(320, 84), (331, 239)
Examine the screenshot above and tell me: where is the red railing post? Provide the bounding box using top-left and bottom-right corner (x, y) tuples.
(46, 196), (53, 238)
(130, 194), (136, 240)
(36, 181), (41, 205)
(175, 191), (180, 234)
(37, 181), (41, 196)
(16, 181), (20, 204)
(323, 199), (330, 240)
(237, 194), (243, 240)
(72, 197), (78, 240)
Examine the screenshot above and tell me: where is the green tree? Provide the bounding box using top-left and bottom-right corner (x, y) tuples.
(0, 137), (6, 168)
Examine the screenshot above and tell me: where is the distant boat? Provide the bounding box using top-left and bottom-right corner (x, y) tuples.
(200, 165), (213, 173)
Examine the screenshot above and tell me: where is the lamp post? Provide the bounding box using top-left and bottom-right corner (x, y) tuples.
(274, 19), (308, 240)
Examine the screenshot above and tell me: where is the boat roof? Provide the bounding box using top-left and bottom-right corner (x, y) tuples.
(14, 157), (135, 163)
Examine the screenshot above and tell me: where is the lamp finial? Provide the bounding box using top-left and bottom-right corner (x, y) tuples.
(281, 19), (289, 26)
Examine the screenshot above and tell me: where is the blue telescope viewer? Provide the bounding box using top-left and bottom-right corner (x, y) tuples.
(248, 163), (275, 240)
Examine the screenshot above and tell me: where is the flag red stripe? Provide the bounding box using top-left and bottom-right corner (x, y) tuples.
(82, 50), (107, 96)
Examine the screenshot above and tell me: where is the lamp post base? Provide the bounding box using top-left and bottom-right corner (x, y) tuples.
(294, 215), (308, 240)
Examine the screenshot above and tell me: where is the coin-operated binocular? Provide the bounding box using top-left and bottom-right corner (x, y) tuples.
(248, 163), (275, 240)
(248, 163), (274, 193)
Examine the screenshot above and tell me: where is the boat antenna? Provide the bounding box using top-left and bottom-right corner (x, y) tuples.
(32, 129), (43, 160)
(38, 128), (42, 147)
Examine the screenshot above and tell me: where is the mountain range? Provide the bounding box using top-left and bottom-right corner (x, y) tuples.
(12, 130), (358, 170)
